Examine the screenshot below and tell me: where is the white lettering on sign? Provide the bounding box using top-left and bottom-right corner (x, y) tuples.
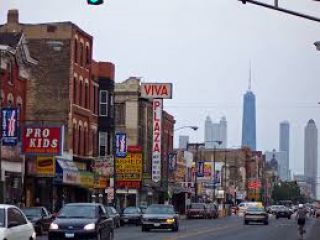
(152, 99), (162, 183)
(26, 128), (59, 148)
(141, 83), (172, 99)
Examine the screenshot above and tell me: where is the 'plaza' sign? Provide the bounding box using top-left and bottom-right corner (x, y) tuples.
(22, 126), (64, 155)
(152, 99), (162, 183)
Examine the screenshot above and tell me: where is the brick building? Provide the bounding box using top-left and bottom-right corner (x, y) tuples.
(0, 31), (37, 204)
(1, 9), (115, 210)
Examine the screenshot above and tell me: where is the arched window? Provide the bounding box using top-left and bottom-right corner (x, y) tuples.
(7, 93), (14, 106)
(73, 123), (77, 154)
(85, 82), (89, 109)
(79, 79), (83, 107)
(80, 42), (84, 66)
(73, 76), (77, 104)
(85, 45), (90, 65)
(74, 39), (78, 64)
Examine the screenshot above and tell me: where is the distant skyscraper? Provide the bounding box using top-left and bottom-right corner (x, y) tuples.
(279, 121), (290, 181)
(204, 116), (227, 148)
(179, 135), (189, 149)
(265, 149), (286, 177)
(241, 70), (256, 151)
(304, 119), (318, 198)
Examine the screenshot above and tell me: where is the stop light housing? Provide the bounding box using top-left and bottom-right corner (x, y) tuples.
(87, 0), (103, 5)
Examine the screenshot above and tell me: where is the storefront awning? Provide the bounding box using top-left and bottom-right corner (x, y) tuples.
(55, 158), (80, 185)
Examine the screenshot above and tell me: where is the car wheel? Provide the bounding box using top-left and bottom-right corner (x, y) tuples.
(142, 225), (149, 232)
(288, 216), (291, 219)
(276, 215), (279, 219)
(172, 223), (179, 232)
(244, 220), (249, 225)
(264, 221), (269, 225)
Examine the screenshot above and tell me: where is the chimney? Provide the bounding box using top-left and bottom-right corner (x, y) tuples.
(7, 9), (19, 24)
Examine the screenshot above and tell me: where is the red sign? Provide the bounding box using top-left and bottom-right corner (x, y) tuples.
(127, 145), (142, 152)
(22, 126), (64, 155)
(141, 83), (173, 99)
(248, 180), (262, 190)
(116, 181), (141, 189)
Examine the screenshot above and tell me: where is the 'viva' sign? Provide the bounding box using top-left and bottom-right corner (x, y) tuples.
(141, 83), (172, 99)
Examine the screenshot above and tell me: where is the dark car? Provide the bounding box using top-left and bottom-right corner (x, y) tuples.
(105, 206), (120, 229)
(22, 206), (54, 235)
(244, 207), (269, 225)
(141, 204), (179, 232)
(48, 203), (113, 240)
(274, 206), (292, 219)
(206, 203), (218, 219)
(186, 203), (207, 219)
(120, 207), (142, 226)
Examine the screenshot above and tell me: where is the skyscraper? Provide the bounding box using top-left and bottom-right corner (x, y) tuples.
(304, 119), (318, 198)
(204, 116), (227, 148)
(241, 83), (256, 151)
(179, 135), (189, 149)
(279, 121), (290, 181)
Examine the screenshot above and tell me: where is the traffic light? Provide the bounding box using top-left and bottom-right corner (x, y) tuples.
(87, 0), (103, 5)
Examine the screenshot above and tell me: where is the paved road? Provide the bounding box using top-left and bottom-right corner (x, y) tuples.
(37, 215), (320, 240)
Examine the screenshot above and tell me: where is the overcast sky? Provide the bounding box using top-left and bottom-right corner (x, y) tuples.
(2, 0), (320, 175)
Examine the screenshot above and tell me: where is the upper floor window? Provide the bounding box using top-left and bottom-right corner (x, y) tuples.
(115, 103), (125, 125)
(79, 81), (83, 107)
(7, 61), (13, 85)
(80, 42), (84, 66)
(99, 90), (108, 116)
(73, 77), (77, 104)
(85, 82), (89, 109)
(99, 132), (107, 156)
(74, 40), (78, 64)
(85, 45), (90, 65)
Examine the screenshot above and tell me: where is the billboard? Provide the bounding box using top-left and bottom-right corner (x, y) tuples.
(152, 99), (162, 183)
(36, 156), (55, 176)
(116, 152), (142, 181)
(141, 83), (173, 99)
(22, 126), (64, 155)
(1, 108), (18, 146)
(115, 132), (127, 158)
(192, 162), (212, 181)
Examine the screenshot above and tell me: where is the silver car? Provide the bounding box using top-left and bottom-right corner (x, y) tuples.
(141, 204), (179, 232)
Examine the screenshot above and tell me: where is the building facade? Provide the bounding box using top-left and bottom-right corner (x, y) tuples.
(241, 90), (256, 151)
(304, 119), (318, 199)
(279, 121), (290, 181)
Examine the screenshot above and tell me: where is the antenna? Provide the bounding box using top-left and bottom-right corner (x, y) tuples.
(248, 61), (252, 90)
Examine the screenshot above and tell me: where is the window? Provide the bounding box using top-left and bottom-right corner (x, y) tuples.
(78, 125), (81, 155)
(7, 61), (13, 85)
(73, 77), (77, 104)
(85, 83), (89, 109)
(85, 45), (90, 65)
(115, 103), (125, 125)
(99, 90), (108, 116)
(47, 25), (57, 33)
(80, 42), (84, 66)
(73, 124), (77, 154)
(74, 40), (78, 64)
(79, 81), (83, 107)
(94, 86), (98, 114)
(99, 132), (107, 156)
(8, 208), (27, 226)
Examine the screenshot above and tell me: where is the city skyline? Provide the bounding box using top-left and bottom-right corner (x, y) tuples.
(279, 121), (290, 181)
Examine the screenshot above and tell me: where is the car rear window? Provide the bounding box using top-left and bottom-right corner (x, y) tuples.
(0, 209), (4, 227)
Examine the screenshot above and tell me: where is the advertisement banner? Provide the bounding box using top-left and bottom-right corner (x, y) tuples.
(197, 161), (205, 177)
(80, 172), (94, 188)
(94, 176), (107, 189)
(116, 181), (141, 189)
(152, 99), (162, 183)
(192, 162), (212, 181)
(168, 153), (177, 172)
(1, 108), (18, 146)
(63, 171), (80, 185)
(116, 152), (142, 181)
(36, 156), (55, 176)
(115, 132), (127, 158)
(213, 162), (222, 187)
(22, 126), (64, 155)
(141, 83), (173, 99)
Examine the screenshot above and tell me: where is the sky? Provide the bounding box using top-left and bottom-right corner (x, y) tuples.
(1, 0), (320, 175)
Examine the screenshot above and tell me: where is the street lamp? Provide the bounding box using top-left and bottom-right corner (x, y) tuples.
(174, 126), (198, 132)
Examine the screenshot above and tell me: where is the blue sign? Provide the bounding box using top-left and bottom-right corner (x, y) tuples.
(115, 133), (127, 158)
(197, 161), (204, 177)
(1, 108), (18, 146)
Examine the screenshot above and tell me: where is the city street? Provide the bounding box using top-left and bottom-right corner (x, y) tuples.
(37, 215), (320, 240)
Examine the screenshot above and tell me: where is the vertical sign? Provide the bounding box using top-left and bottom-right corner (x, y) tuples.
(197, 161), (204, 177)
(115, 132), (127, 158)
(152, 99), (162, 183)
(1, 108), (18, 146)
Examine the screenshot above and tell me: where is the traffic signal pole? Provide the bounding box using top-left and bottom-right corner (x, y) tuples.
(239, 0), (320, 23)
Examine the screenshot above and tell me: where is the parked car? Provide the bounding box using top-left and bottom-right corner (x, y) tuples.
(48, 203), (113, 240)
(206, 203), (218, 219)
(141, 204), (179, 232)
(315, 208), (320, 218)
(244, 207), (269, 225)
(274, 205), (292, 219)
(120, 207), (142, 225)
(0, 204), (36, 240)
(22, 206), (54, 235)
(186, 203), (207, 219)
(105, 206), (121, 228)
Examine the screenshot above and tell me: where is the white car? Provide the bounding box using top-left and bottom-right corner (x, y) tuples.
(0, 204), (36, 240)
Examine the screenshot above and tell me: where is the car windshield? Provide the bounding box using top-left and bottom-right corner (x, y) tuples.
(190, 204), (205, 209)
(22, 208), (42, 217)
(58, 205), (96, 219)
(0, 209), (5, 228)
(123, 208), (139, 214)
(145, 206), (175, 214)
(247, 207), (265, 213)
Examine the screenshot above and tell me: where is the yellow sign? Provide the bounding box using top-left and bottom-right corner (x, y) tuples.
(36, 157), (55, 176)
(80, 172), (94, 188)
(94, 176), (107, 189)
(116, 152), (142, 181)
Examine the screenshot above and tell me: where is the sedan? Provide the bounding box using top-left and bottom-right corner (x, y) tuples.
(274, 206), (292, 219)
(22, 206), (54, 235)
(48, 203), (113, 240)
(120, 207), (142, 226)
(0, 204), (36, 240)
(244, 207), (269, 225)
(141, 204), (179, 232)
(105, 206), (120, 228)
